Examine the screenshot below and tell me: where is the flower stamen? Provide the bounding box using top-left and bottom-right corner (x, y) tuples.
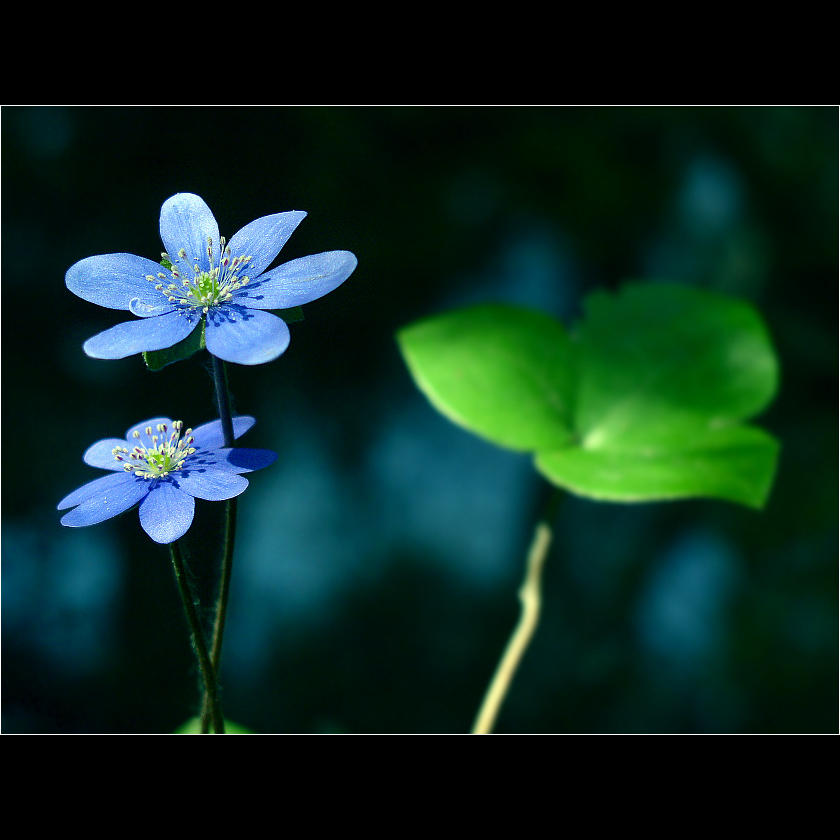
(152, 235), (254, 316)
(113, 420), (196, 479)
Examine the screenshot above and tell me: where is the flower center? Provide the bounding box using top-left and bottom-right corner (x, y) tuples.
(113, 420), (197, 479)
(146, 236), (253, 314)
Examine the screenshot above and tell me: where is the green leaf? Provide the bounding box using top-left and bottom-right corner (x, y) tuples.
(143, 320), (205, 371)
(397, 283), (780, 509)
(272, 305), (304, 324)
(397, 303), (576, 452)
(174, 716), (253, 734)
(571, 283), (778, 449)
(535, 426), (779, 509)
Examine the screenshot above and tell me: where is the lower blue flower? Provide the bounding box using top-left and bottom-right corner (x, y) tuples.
(58, 415), (277, 544)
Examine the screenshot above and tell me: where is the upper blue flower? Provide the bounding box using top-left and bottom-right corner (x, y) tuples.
(66, 193), (358, 365)
(58, 415), (277, 544)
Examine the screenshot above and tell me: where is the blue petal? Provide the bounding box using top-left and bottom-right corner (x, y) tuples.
(227, 210), (307, 277)
(129, 298), (175, 318)
(58, 471), (144, 510)
(205, 306), (290, 366)
(59, 473), (150, 526)
(190, 416), (256, 450)
(83, 310), (199, 359)
(66, 253), (171, 311)
(138, 481), (195, 544)
(84, 438), (133, 471)
(241, 251), (357, 309)
(209, 447), (278, 474)
(176, 468), (250, 501)
(159, 193), (220, 279)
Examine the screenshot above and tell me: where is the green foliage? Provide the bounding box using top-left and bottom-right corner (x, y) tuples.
(175, 716), (253, 734)
(397, 283), (780, 509)
(274, 305), (304, 325)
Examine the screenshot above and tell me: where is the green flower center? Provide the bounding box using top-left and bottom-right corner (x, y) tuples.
(113, 420), (197, 479)
(146, 236), (253, 314)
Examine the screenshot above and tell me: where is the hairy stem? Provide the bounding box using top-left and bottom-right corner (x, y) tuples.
(472, 487), (563, 735)
(170, 540), (225, 734)
(212, 354), (236, 448)
(200, 354), (238, 733)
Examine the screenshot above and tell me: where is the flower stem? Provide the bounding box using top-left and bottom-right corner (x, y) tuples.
(212, 353), (236, 448)
(170, 539), (225, 734)
(200, 354), (238, 733)
(472, 486), (563, 735)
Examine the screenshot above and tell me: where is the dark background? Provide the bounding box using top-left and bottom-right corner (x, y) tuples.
(2, 106), (836, 734)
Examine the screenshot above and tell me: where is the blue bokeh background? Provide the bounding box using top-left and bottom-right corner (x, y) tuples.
(2, 106), (836, 734)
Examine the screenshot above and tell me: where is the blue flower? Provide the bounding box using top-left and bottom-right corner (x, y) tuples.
(58, 415), (277, 544)
(66, 193), (357, 365)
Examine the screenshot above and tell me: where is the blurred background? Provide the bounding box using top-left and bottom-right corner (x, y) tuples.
(2, 106), (836, 734)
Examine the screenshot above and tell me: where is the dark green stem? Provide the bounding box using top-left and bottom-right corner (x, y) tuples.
(170, 539), (225, 734)
(200, 496), (237, 732)
(200, 354), (238, 733)
(212, 354), (236, 448)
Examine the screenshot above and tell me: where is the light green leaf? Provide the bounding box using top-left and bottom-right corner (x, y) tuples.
(572, 283), (778, 449)
(397, 303), (576, 452)
(175, 716), (253, 734)
(535, 425), (779, 509)
(397, 283), (780, 508)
